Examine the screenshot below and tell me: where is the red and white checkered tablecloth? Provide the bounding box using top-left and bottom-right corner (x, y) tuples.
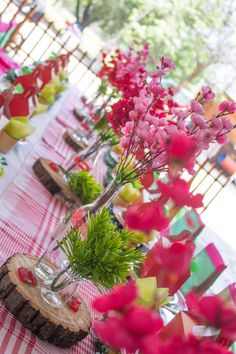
(42, 118), (75, 159)
(0, 87), (103, 354)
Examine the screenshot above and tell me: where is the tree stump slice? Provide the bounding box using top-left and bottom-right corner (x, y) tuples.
(73, 108), (86, 122)
(63, 128), (87, 152)
(33, 158), (82, 207)
(0, 254), (91, 348)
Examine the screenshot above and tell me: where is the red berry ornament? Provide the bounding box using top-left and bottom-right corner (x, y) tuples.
(49, 162), (59, 173)
(18, 267), (37, 286)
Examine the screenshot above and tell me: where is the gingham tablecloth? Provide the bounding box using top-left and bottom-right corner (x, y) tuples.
(0, 85), (102, 354)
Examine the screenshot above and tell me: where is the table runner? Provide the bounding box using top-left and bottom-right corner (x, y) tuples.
(0, 87), (103, 353)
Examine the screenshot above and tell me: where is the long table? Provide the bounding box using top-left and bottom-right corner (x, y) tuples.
(0, 85), (101, 354)
(0, 84), (236, 353)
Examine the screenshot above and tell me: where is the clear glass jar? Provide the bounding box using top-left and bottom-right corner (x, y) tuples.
(40, 263), (84, 308)
(34, 179), (124, 283)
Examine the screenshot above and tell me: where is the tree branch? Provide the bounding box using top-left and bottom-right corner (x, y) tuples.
(76, 0), (81, 23)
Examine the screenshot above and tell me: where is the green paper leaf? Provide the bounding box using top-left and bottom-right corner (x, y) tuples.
(21, 66), (33, 75)
(49, 51), (58, 59)
(13, 84), (24, 94)
(136, 277), (170, 308)
(191, 260), (200, 273)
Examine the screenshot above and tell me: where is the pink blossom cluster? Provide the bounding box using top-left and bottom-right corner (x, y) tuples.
(98, 44), (150, 97)
(93, 282), (234, 354)
(118, 60), (236, 177)
(93, 281), (163, 353)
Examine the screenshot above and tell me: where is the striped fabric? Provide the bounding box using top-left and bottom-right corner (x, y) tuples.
(0, 86), (101, 353)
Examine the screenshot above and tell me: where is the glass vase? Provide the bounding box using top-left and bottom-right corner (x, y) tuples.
(34, 179), (124, 283)
(40, 262), (83, 308)
(66, 135), (100, 173)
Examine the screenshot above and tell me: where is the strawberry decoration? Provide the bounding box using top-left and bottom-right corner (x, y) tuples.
(80, 122), (90, 132)
(49, 162), (59, 173)
(67, 296), (81, 313)
(74, 157), (90, 171)
(18, 267), (37, 286)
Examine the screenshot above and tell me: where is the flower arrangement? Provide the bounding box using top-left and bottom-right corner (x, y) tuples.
(101, 56), (236, 232)
(66, 128), (119, 173)
(98, 43), (150, 97)
(33, 46), (236, 352)
(93, 281), (236, 354)
(67, 170), (102, 204)
(58, 208), (143, 288)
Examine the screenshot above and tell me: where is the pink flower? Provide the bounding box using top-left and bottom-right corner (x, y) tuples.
(161, 57), (175, 71)
(140, 172), (154, 189)
(165, 132), (198, 165)
(155, 69), (165, 78)
(211, 116), (223, 130)
(124, 201), (170, 232)
(129, 110), (138, 120)
(218, 100), (230, 111)
(176, 118), (187, 131)
(173, 109), (189, 119)
(191, 113), (206, 128)
(148, 82), (166, 96)
(158, 178), (204, 208)
(216, 133), (228, 144)
(135, 101), (147, 113)
(141, 240), (195, 295)
(121, 121), (135, 135)
(123, 307), (163, 336)
(161, 335), (232, 354)
(94, 308), (163, 353)
(218, 101), (236, 113)
(120, 135), (130, 149)
(222, 117), (233, 130)
(202, 85), (215, 102)
(94, 317), (137, 352)
(191, 101), (204, 115)
(93, 281), (137, 312)
(194, 129), (214, 149)
(186, 292), (236, 340)
(228, 102), (236, 113)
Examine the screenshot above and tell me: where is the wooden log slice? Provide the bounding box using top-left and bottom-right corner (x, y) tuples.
(33, 158), (82, 207)
(63, 128), (87, 152)
(0, 254), (91, 348)
(73, 108), (86, 122)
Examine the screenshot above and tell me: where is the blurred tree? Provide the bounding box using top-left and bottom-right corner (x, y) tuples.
(121, 0), (236, 91)
(61, 0), (142, 32)
(60, 0), (236, 93)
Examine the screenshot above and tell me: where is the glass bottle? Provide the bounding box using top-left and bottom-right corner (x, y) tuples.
(34, 178), (124, 307)
(40, 263), (84, 308)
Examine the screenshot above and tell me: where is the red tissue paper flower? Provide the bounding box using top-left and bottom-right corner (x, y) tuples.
(74, 156), (90, 171)
(71, 208), (86, 229)
(93, 281), (163, 353)
(93, 280), (137, 313)
(94, 307), (163, 353)
(165, 131), (198, 165)
(159, 335), (232, 354)
(158, 178), (204, 208)
(140, 172), (155, 189)
(124, 201), (170, 233)
(186, 292), (236, 340)
(141, 240), (195, 295)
